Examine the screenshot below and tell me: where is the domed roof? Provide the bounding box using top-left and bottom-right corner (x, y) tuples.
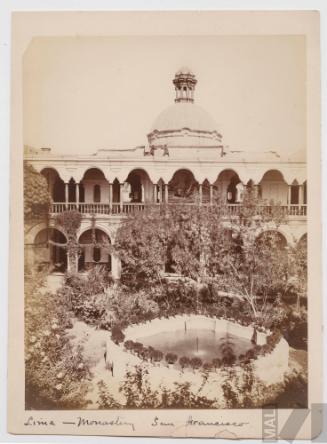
(150, 102), (218, 134)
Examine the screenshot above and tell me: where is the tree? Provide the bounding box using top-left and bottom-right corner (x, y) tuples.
(190, 357), (203, 372)
(24, 162), (51, 220)
(179, 356), (190, 371)
(115, 187), (302, 329)
(165, 352), (178, 365)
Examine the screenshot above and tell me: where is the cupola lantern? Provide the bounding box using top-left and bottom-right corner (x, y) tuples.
(173, 67), (197, 103)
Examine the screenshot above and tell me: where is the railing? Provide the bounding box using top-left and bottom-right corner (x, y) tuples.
(50, 202), (307, 217)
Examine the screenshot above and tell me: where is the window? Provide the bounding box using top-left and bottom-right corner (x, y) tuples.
(94, 184), (101, 202)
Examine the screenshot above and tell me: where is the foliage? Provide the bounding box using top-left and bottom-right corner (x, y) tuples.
(190, 357), (203, 371)
(25, 272), (92, 409)
(111, 325), (125, 344)
(114, 188), (306, 330)
(24, 162), (51, 219)
(165, 352), (178, 365)
(97, 380), (121, 409)
(55, 210), (82, 272)
(179, 356), (190, 370)
(118, 365), (215, 409)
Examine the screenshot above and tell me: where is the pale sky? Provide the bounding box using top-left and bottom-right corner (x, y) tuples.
(23, 36), (306, 157)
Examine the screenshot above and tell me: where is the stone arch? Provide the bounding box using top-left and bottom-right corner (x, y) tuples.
(259, 169), (288, 205)
(168, 168), (199, 203)
(81, 168), (109, 204)
(125, 168), (154, 203)
(41, 167), (65, 202)
(255, 229), (288, 250)
(32, 227), (67, 272)
(78, 227), (111, 272)
(214, 169), (243, 204)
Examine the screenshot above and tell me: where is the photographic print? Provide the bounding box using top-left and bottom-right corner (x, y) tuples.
(8, 10), (321, 439)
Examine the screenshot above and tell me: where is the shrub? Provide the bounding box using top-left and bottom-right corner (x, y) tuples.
(190, 357), (203, 370)
(212, 357), (221, 371)
(203, 362), (213, 372)
(152, 350), (163, 363)
(179, 356), (190, 370)
(111, 326), (125, 345)
(124, 340), (135, 351)
(165, 353), (178, 365)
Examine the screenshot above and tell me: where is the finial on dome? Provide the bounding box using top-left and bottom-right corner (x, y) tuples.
(173, 68), (197, 103)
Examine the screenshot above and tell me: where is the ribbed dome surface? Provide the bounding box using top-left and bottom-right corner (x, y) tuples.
(150, 102), (218, 133)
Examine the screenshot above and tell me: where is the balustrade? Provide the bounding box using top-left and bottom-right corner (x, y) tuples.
(50, 202), (307, 217)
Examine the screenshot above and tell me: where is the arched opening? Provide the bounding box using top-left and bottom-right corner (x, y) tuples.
(78, 228), (111, 272)
(256, 230), (287, 251)
(93, 184), (101, 203)
(214, 170), (242, 204)
(112, 178), (120, 203)
(68, 177), (76, 203)
(259, 170), (288, 205)
(168, 169), (198, 203)
(41, 168), (65, 202)
(126, 169), (153, 203)
(79, 183), (85, 203)
(290, 180), (299, 205)
(81, 168), (108, 203)
(297, 233), (307, 250)
(34, 228), (67, 272)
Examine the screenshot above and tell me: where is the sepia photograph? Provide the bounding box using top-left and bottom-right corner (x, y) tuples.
(7, 9), (322, 439)
(23, 34), (308, 411)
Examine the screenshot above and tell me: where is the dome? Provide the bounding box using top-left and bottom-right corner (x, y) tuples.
(150, 102), (218, 134)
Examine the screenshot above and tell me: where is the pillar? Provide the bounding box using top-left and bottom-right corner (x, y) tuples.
(111, 253), (121, 280)
(153, 184), (157, 203)
(299, 184), (303, 205)
(253, 184), (259, 199)
(65, 183), (69, 208)
(75, 182), (79, 208)
(198, 183), (202, 205)
(158, 183), (162, 203)
(288, 185), (292, 205)
(109, 183), (113, 212)
(209, 184), (213, 205)
(67, 251), (78, 274)
(164, 183), (169, 204)
(120, 183), (124, 212)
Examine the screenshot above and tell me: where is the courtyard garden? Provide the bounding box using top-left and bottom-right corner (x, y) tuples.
(24, 164), (308, 409)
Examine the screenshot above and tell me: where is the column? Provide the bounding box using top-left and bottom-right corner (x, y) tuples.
(253, 184), (259, 199)
(65, 183), (69, 209)
(198, 183), (202, 206)
(120, 183), (124, 212)
(209, 184), (213, 205)
(164, 183), (169, 204)
(111, 253), (121, 280)
(299, 184), (303, 205)
(75, 182), (79, 209)
(109, 183), (113, 212)
(288, 185), (292, 205)
(158, 183), (162, 203)
(153, 184), (157, 203)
